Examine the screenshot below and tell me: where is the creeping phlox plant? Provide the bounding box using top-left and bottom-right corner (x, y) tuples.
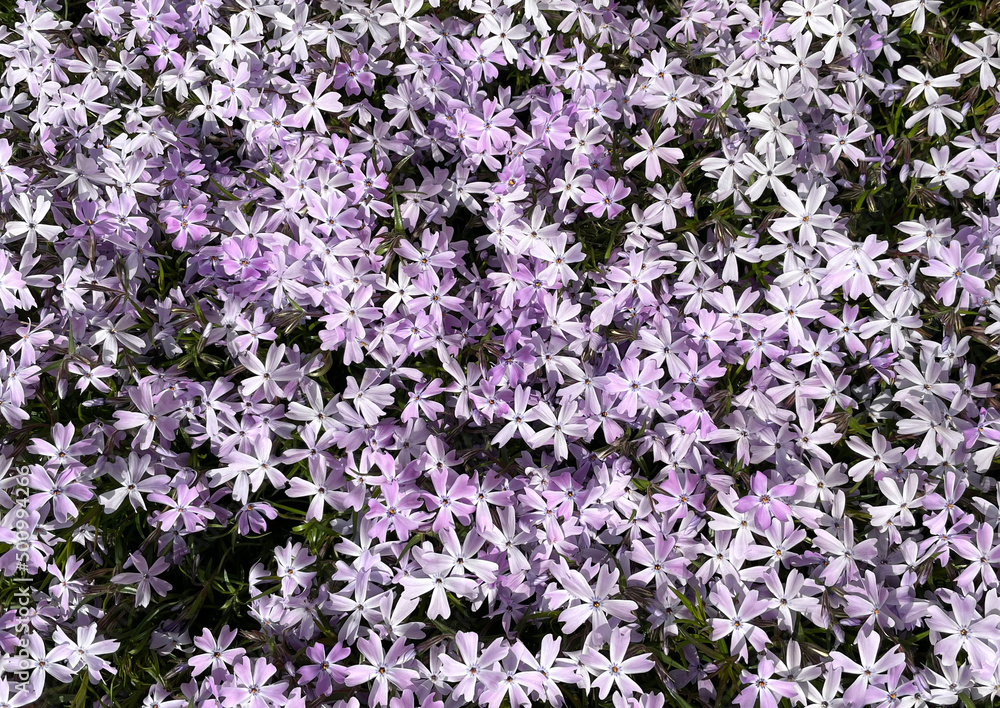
(3, 0), (1000, 706)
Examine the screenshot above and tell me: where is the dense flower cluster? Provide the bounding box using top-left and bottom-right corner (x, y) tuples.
(2, 0), (1000, 706)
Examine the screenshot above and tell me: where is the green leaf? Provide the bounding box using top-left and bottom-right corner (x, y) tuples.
(668, 585), (704, 623)
(393, 190), (404, 234)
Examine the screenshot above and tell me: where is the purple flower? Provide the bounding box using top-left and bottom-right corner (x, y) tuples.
(581, 177), (630, 219)
(709, 588), (769, 662)
(112, 383), (180, 449)
(921, 240), (990, 307)
(111, 552), (172, 608)
(735, 658), (798, 708)
(48, 624), (119, 684)
(580, 627), (654, 700)
(551, 561), (638, 634)
(298, 641), (349, 695)
(189, 626), (245, 677)
(220, 657), (288, 708)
